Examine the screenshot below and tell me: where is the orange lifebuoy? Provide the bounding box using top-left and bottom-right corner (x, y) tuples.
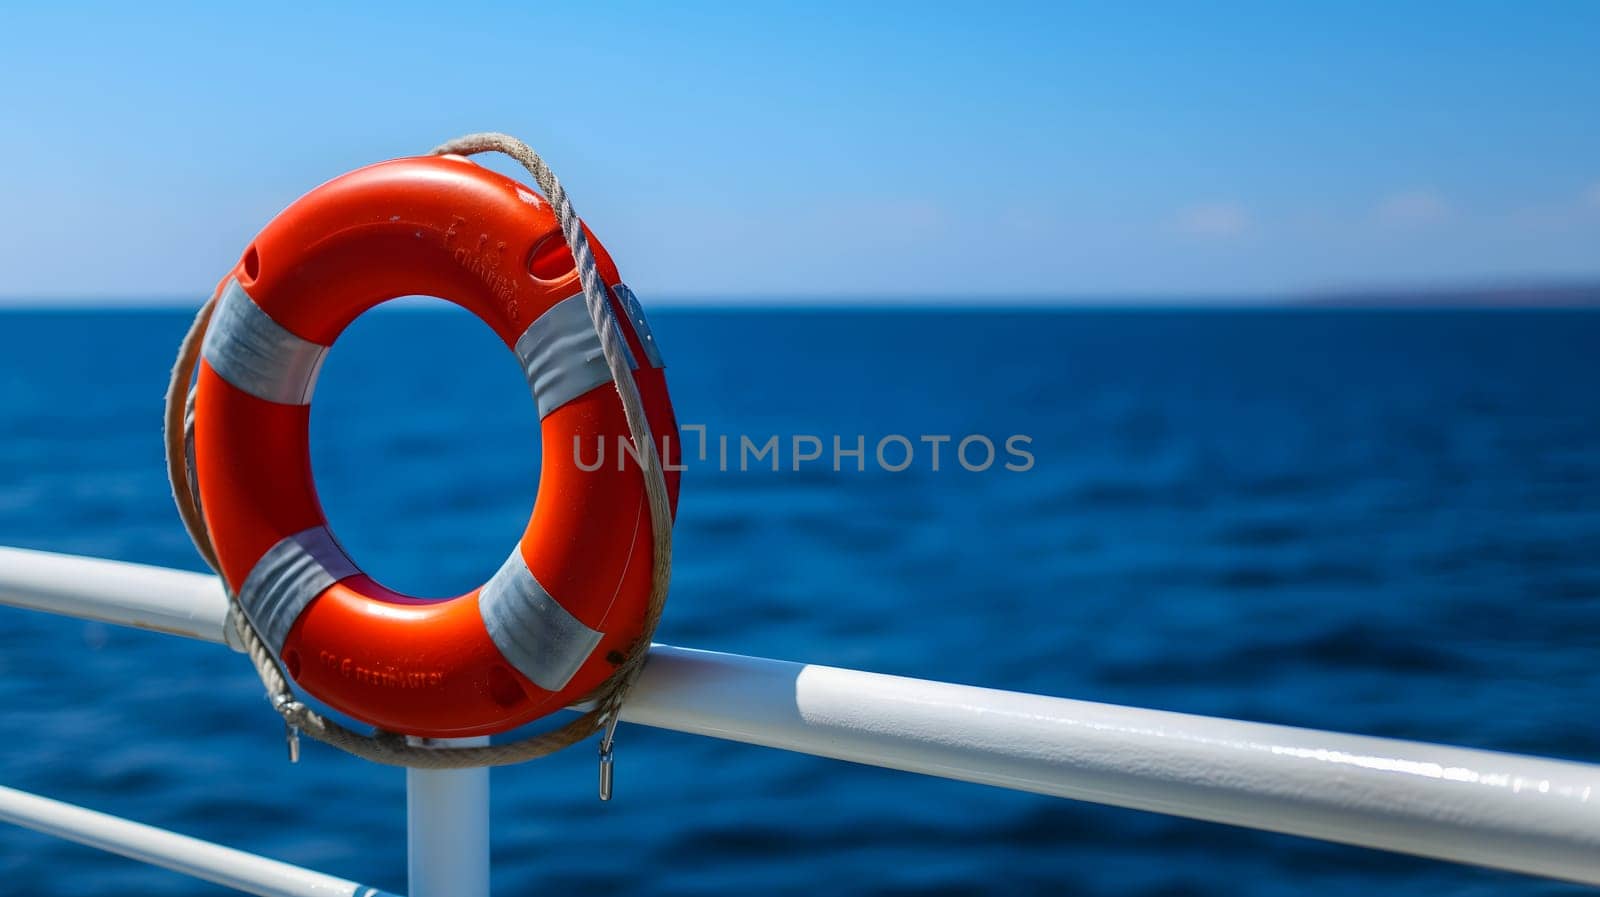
(191, 155), (680, 738)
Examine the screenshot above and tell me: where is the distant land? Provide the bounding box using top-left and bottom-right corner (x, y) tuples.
(1297, 280), (1600, 309)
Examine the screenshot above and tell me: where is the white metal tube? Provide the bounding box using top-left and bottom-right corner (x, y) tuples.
(3, 547), (1600, 885)
(0, 784), (397, 897)
(0, 546), (235, 648)
(406, 738), (489, 897)
(622, 647), (1600, 885)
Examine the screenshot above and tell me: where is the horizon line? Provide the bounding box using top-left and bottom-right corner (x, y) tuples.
(2, 278), (1598, 311)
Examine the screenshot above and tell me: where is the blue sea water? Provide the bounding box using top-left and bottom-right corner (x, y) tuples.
(1, 306), (1597, 896)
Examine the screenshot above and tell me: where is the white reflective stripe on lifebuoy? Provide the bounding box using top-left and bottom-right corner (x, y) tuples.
(612, 284), (664, 369)
(201, 279), (329, 406)
(237, 526), (360, 654)
(478, 549), (604, 692)
(514, 292), (636, 419)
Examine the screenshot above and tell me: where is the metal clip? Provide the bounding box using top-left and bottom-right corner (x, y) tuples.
(274, 696), (302, 764)
(598, 711), (620, 801)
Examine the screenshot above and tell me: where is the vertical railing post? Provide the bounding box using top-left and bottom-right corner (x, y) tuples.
(406, 737), (490, 897)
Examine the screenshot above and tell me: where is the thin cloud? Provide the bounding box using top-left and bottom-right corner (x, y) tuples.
(1377, 190), (1451, 226)
(1172, 203), (1250, 239)
(1585, 182), (1600, 209)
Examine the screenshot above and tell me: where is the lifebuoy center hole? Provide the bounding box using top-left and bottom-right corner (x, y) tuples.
(308, 297), (541, 599)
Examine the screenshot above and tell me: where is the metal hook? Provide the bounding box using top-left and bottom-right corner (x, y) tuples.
(274, 696), (302, 764)
(598, 710), (621, 801)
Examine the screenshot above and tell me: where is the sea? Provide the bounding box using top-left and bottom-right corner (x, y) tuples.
(0, 306), (1597, 896)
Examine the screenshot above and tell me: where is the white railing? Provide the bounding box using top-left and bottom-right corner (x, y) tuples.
(1, 545), (1598, 895)
(0, 784), (397, 897)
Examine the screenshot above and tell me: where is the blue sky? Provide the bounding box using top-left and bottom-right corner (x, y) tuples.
(2, 2), (1597, 303)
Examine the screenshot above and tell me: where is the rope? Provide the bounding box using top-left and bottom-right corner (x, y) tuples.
(163, 133), (673, 770)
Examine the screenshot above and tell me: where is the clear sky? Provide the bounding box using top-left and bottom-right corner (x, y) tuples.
(2, 2), (1597, 303)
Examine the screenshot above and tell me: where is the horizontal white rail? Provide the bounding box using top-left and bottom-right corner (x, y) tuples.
(2, 546), (1599, 887)
(628, 650), (1600, 884)
(0, 547), (235, 647)
(0, 784), (396, 897)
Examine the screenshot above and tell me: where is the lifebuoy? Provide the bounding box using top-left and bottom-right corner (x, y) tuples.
(191, 155), (680, 738)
